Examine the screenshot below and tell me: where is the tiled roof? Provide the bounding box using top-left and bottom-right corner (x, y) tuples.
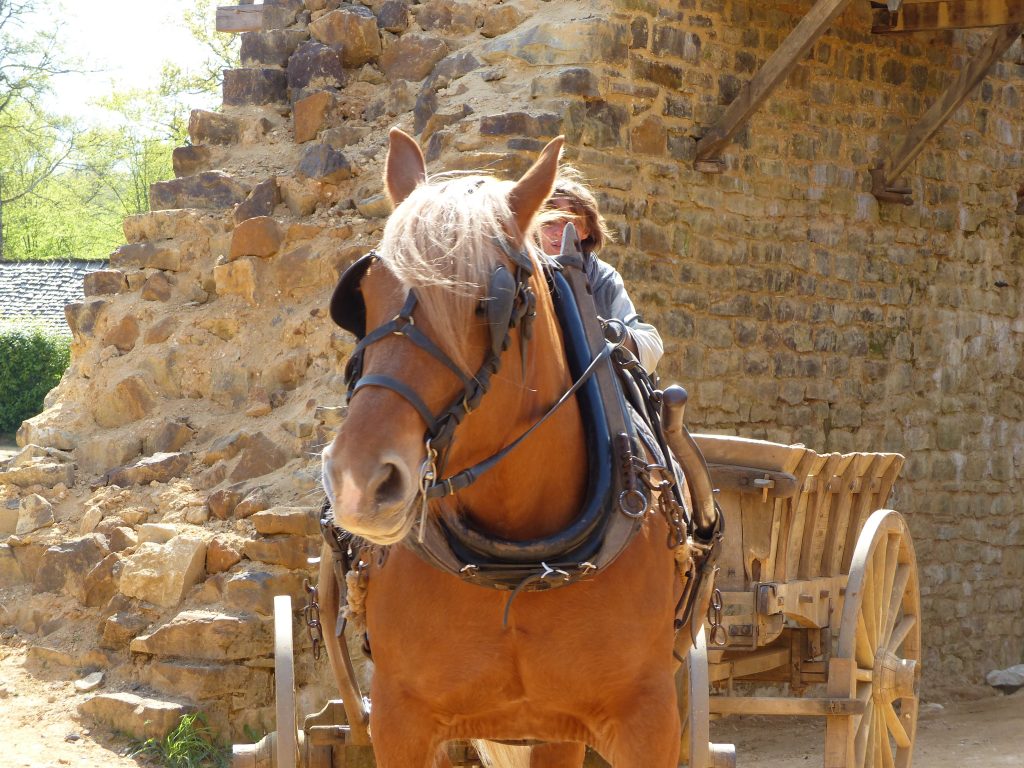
(0, 260), (109, 334)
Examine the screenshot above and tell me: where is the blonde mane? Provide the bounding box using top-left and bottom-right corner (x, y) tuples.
(377, 173), (541, 370)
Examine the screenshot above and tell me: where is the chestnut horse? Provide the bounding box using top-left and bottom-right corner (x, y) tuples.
(321, 129), (687, 767)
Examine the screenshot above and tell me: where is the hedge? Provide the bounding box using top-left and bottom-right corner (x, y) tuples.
(0, 318), (71, 434)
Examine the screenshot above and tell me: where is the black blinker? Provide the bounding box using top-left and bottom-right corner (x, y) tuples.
(486, 265), (517, 358)
(329, 252), (376, 338)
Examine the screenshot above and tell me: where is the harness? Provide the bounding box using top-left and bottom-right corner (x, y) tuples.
(323, 226), (721, 625)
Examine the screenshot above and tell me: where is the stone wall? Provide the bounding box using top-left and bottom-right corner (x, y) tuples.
(0, 0), (1021, 739)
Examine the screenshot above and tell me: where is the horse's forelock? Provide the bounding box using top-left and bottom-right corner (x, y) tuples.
(376, 174), (531, 370)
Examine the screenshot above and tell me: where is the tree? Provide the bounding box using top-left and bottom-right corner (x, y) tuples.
(0, 0), (76, 259)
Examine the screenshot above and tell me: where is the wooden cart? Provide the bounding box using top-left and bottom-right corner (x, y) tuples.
(684, 434), (920, 768)
(234, 435), (920, 768)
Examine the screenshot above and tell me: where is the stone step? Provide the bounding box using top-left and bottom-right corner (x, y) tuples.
(240, 28), (309, 67)
(223, 67), (289, 107)
(150, 170), (252, 211)
(79, 691), (194, 741)
(130, 608), (272, 662)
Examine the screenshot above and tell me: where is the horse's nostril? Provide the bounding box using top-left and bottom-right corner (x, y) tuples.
(371, 462), (408, 508)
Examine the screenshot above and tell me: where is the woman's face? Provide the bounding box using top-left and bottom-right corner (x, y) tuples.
(539, 199), (591, 256)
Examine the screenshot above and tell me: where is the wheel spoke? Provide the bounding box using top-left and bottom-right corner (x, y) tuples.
(884, 700), (912, 749)
(873, 541), (889, 649)
(880, 536), (900, 641)
(887, 615), (917, 655)
(856, 612), (875, 668)
(862, 546), (879, 649)
(855, 698), (874, 768)
(882, 564), (911, 645)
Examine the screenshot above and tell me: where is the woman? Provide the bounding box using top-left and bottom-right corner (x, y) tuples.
(538, 174), (664, 374)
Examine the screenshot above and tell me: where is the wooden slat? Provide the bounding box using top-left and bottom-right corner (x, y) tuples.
(695, 0), (856, 163)
(873, 0), (1024, 32)
(715, 490), (748, 590)
(800, 453), (851, 579)
(764, 447), (807, 582)
(710, 695), (865, 716)
(784, 451), (827, 580)
(217, 4), (264, 33)
(694, 434), (804, 471)
(741, 491), (774, 583)
(823, 454), (876, 577)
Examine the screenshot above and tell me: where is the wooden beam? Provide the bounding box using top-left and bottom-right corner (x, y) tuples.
(695, 0), (857, 168)
(217, 4), (263, 33)
(709, 696), (866, 716)
(872, 23), (1024, 203)
(873, 0), (1024, 33)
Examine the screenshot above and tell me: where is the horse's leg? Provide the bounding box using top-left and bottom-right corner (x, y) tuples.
(368, 694), (441, 768)
(531, 742), (586, 767)
(598, 679), (680, 768)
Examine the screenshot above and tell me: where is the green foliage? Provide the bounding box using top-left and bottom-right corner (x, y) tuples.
(0, 317), (70, 433)
(129, 713), (230, 768)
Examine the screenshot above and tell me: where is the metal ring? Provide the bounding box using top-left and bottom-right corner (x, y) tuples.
(618, 489), (649, 518)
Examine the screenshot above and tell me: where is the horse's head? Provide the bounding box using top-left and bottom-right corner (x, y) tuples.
(322, 129), (565, 544)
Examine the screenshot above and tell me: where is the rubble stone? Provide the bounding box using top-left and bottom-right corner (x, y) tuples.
(16, 494), (55, 534)
(150, 171), (252, 211)
(309, 7), (382, 67)
(297, 143), (352, 184)
(223, 567), (306, 615)
(79, 693), (193, 741)
(34, 534), (109, 600)
(214, 259), (259, 304)
(172, 146), (212, 177)
(83, 270), (128, 296)
(130, 609), (272, 661)
(105, 452), (190, 487)
(119, 536), (207, 608)
(240, 29), (309, 67)
(287, 40), (347, 92)
(206, 537), (243, 573)
(243, 535), (320, 571)
(188, 110), (242, 145)
(234, 178), (281, 223)
(223, 68), (289, 106)
(379, 33), (448, 82)
(230, 216), (283, 259)
(233, 486), (271, 518)
(83, 553), (123, 608)
(294, 90), (333, 143)
(251, 507), (320, 536)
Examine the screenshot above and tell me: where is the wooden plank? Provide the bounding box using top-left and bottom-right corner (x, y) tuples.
(709, 696), (865, 716)
(741, 491), (774, 584)
(840, 454), (892, 574)
(715, 490), (748, 590)
(784, 451), (827, 580)
(695, 0), (857, 163)
(823, 454), (877, 577)
(873, 0), (1024, 32)
(800, 453), (851, 579)
(766, 446), (808, 581)
(705, 464), (800, 498)
(217, 4), (264, 33)
(693, 433), (804, 471)
(875, 22), (1024, 189)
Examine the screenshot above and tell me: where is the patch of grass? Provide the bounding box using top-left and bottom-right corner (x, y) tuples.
(130, 713), (230, 768)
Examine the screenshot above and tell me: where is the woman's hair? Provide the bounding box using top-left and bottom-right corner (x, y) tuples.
(546, 168), (613, 253)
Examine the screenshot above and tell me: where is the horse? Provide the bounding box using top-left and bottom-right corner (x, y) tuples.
(320, 128), (698, 767)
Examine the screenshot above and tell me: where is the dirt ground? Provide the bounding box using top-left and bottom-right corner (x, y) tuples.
(1, 633), (1021, 768)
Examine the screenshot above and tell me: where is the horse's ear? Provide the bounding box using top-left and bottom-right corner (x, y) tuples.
(384, 128), (426, 205)
(508, 135), (564, 240)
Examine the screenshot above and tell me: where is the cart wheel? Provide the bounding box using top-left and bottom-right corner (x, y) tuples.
(274, 595), (300, 768)
(826, 510), (921, 768)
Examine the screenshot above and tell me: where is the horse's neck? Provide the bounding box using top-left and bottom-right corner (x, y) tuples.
(443, 285), (587, 540)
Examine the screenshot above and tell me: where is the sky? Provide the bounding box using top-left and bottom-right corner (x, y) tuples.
(39, 0), (222, 123)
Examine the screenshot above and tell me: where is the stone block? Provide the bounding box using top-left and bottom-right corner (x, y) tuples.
(207, 537), (242, 574)
(251, 506), (320, 536)
(234, 486), (271, 518)
(207, 487), (245, 520)
(481, 4), (525, 37)
(377, 0), (410, 32)
(261, 0), (303, 30)
(93, 375), (157, 429)
(83, 270), (128, 296)
(34, 534), (109, 600)
(79, 693), (193, 741)
(84, 552), (123, 608)
(213, 259), (258, 304)
(230, 433), (290, 482)
(109, 526), (138, 553)
(479, 111), (561, 137)
(297, 142), (352, 184)
(146, 660), (262, 701)
(0, 461), (74, 489)
(0, 544), (24, 586)
(230, 216), (283, 259)
(100, 611), (151, 650)
(105, 452), (190, 487)
(77, 434), (143, 476)
(287, 40), (347, 93)
(118, 536), (207, 608)
(223, 567), (306, 615)
(234, 178), (281, 223)
(16, 494), (54, 534)
(172, 145), (212, 178)
(380, 33), (447, 82)
(240, 28), (309, 67)
(140, 272), (173, 301)
(243, 535), (320, 571)
(65, 299), (108, 342)
(130, 609), (272, 661)
(103, 314), (140, 352)
(415, 0), (478, 34)
(145, 420), (195, 455)
(188, 109), (241, 146)
(223, 68), (289, 106)
(309, 7), (381, 67)
(530, 67), (601, 100)
(0, 502), (17, 536)
(139, 524), (179, 544)
(294, 90), (333, 143)
(150, 171), (252, 211)
(278, 176), (321, 216)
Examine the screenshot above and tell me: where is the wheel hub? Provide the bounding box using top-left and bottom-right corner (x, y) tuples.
(873, 649), (918, 701)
